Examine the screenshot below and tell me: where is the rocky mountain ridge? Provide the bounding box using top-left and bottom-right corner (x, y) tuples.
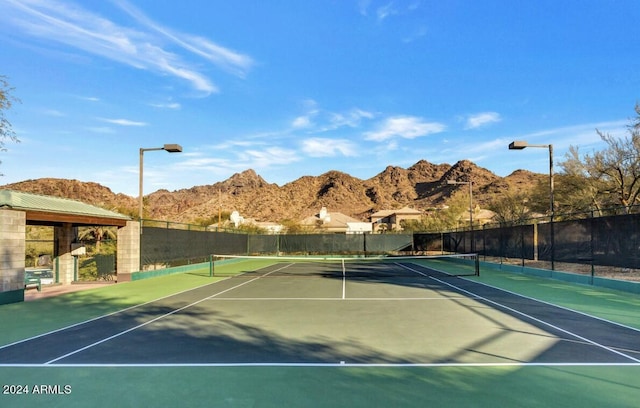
(1, 160), (544, 223)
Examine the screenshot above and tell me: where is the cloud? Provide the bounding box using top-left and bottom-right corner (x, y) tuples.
(77, 96), (100, 102)
(114, 0), (253, 78)
(465, 112), (502, 129)
(150, 102), (181, 110)
(86, 126), (116, 134)
(301, 138), (358, 157)
(292, 100), (374, 133)
(292, 116), (313, 129)
(2, 0), (253, 94)
(98, 118), (147, 126)
(291, 99), (320, 129)
(403, 26), (428, 43)
(364, 115), (446, 141)
(377, 3), (399, 21)
(326, 108), (375, 130)
(236, 147), (301, 167)
(42, 109), (65, 117)
(510, 120), (628, 150)
(357, 0), (372, 16)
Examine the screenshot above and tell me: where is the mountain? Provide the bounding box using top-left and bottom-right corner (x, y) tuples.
(0, 160), (544, 223)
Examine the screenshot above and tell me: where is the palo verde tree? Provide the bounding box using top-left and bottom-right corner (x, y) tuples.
(488, 190), (533, 225)
(0, 75), (20, 173)
(401, 191), (472, 232)
(559, 104), (640, 214)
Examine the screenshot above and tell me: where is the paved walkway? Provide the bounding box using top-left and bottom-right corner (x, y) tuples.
(25, 282), (115, 301)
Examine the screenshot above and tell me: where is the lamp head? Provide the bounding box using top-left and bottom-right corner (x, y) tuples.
(508, 141), (528, 150)
(163, 144), (183, 153)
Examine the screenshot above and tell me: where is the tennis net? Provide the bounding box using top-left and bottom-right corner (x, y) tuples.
(211, 253), (480, 279)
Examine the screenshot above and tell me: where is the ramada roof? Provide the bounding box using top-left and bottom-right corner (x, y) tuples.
(0, 189), (130, 226)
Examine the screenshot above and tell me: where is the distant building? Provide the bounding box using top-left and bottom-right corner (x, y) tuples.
(370, 206), (422, 232)
(252, 221), (284, 234)
(301, 207), (371, 234)
(209, 210), (284, 234)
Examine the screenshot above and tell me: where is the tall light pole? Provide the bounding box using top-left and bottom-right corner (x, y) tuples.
(139, 144), (183, 223)
(447, 179), (474, 252)
(508, 140), (554, 269)
(508, 141), (554, 217)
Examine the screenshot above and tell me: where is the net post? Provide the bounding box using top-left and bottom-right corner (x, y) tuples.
(209, 254), (214, 277)
(474, 254), (480, 276)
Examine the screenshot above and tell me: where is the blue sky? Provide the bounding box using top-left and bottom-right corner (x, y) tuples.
(0, 0), (638, 197)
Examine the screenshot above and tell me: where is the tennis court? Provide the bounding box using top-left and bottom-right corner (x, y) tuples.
(1, 255), (640, 406)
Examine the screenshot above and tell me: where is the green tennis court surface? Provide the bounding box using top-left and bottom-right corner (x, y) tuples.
(1, 258), (639, 407)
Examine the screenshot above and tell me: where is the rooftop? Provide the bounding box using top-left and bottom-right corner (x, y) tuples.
(0, 189), (130, 226)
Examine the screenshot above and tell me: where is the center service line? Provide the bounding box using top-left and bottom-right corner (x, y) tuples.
(342, 259), (346, 299)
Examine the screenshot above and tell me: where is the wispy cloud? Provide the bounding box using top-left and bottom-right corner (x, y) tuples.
(510, 120), (628, 150)
(292, 116), (313, 129)
(364, 115), (445, 141)
(359, 1), (422, 22)
(42, 109), (66, 117)
(2, 0), (253, 94)
(377, 3), (399, 21)
(291, 99), (320, 129)
(76, 95), (100, 102)
(290, 101), (373, 132)
(357, 0), (372, 16)
(465, 112), (502, 129)
(324, 108), (375, 131)
(86, 126), (116, 134)
(403, 26), (428, 43)
(238, 147), (301, 167)
(98, 117), (147, 126)
(150, 102), (181, 110)
(113, 0), (254, 78)
(301, 138), (358, 157)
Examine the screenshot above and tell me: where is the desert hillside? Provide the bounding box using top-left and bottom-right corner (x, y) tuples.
(1, 159), (544, 223)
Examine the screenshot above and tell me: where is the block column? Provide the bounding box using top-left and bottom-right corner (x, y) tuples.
(53, 223), (75, 284)
(116, 221), (140, 282)
(0, 209), (26, 304)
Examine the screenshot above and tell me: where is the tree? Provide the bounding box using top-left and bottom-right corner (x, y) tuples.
(0, 76), (20, 171)
(401, 192), (472, 232)
(559, 104), (640, 214)
(488, 190), (533, 224)
(78, 226), (117, 253)
(280, 219), (309, 234)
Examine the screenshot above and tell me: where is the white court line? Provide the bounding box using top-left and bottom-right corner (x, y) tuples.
(342, 259), (346, 299)
(396, 262), (640, 363)
(43, 264), (295, 365)
(0, 277), (234, 352)
(6, 261), (639, 367)
(2, 362), (639, 368)
(208, 297), (477, 301)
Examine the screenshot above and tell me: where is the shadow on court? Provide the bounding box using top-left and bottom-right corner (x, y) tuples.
(1, 266), (639, 366)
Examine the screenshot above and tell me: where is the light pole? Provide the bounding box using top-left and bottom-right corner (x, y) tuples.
(139, 144), (183, 223)
(508, 141), (554, 217)
(508, 140), (554, 269)
(447, 179), (474, 252)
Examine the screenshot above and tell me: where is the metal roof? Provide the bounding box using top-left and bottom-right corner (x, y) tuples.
(0, 189), (130, 226)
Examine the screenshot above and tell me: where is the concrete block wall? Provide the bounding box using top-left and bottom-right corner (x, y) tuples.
(117, 221), (140, 282)
(0, 209), (26, 303)
(54, 223), (75, 284)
